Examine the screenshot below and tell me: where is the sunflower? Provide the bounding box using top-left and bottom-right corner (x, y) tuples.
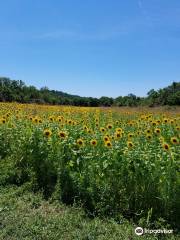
(57, 116), (62, 122)
(128, 133), (133, 138)
(116, 127), (122, 132)
(146, 129), (151, 134)
(105, 141), (112, 148)
(115, 132), (122, 139)
(127, 141), (134, 148)
(83, 125), (88, 131)
(107, 124), (113, 129)
(33, 117), (39, 123)
(170, 137), (179, 145)
(146, 134), (152, 140)
(58, 131), (67, 138)
(162, 143), (170, 151)
(10, 123), (15, 128)
(44, 129), (52, 137)
(88, 129), (93, 134)
(100, 127), (105, 133)
(155, 128), (161, 134)
(1, 118), (6, 124)
(90, 139), (97, 146)
(68, 120), (72, 125)
(163, 118), (168, 123)
(103, 136), (110, 142)
(49, 116), (54, 121)
(77, 138), (84, 146)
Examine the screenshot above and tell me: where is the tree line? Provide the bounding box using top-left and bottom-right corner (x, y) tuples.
(0, 77), (179, 107)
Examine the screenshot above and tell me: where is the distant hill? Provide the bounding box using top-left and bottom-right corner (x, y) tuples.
(0, 77), (179, 106)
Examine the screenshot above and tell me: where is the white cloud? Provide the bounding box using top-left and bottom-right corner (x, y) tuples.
(137, 0), (153, 27)
(35, 28), (128, 41)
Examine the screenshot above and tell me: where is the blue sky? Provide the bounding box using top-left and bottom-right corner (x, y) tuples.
(0, 0), (180, 97)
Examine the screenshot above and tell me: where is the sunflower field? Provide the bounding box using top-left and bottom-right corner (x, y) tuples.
(0, 103), (180, 230)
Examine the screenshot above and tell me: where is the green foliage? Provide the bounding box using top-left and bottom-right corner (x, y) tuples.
(146, 82), (180, 106)
(1, 122), (179, 230)
(0, 77), (179, 106)
(1, 185), (179, 240)
(0, 102), (180, 237)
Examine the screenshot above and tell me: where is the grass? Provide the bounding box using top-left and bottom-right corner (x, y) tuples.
(0, 185), (179, 240)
